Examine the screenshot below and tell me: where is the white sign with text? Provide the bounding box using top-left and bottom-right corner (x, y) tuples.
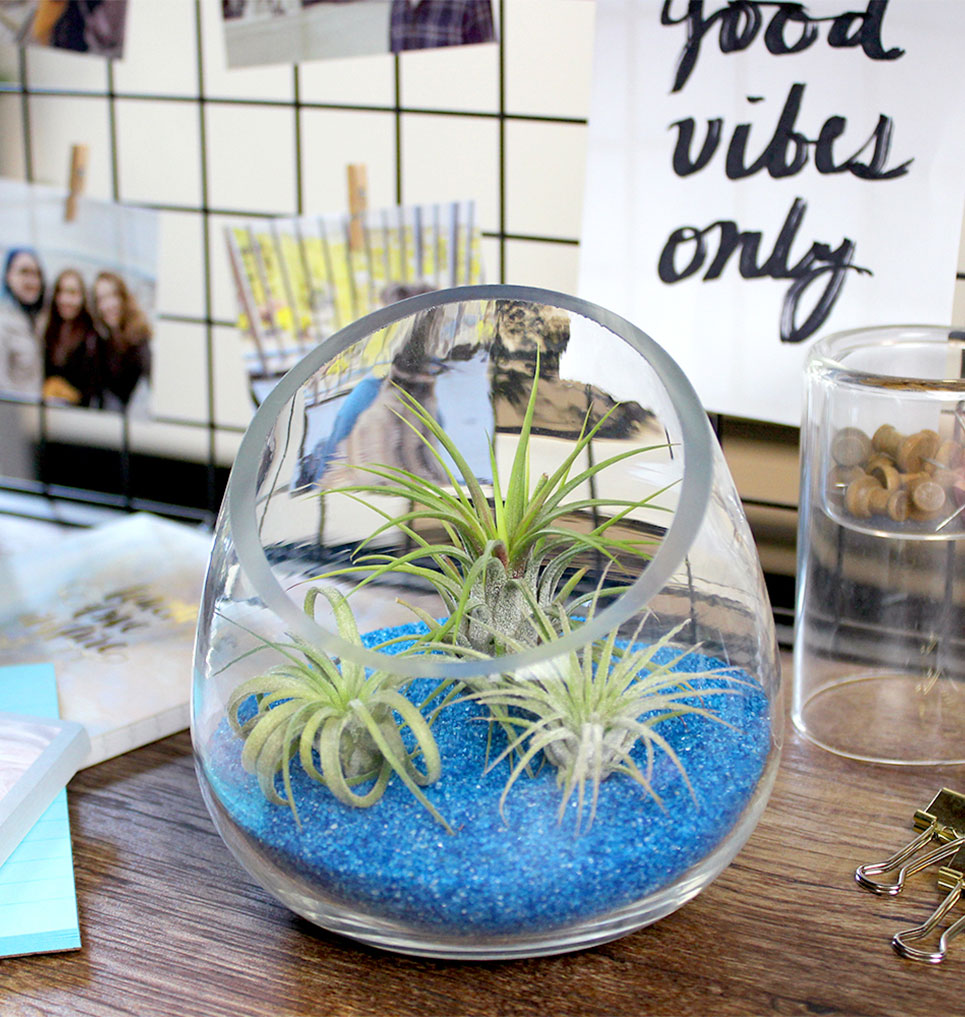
(577, 0), (965, 425)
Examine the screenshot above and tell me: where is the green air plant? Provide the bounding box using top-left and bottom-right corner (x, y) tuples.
(464, 592), (741, 834)
(225, 586), (452, 832)
(319, 364), (673, 656)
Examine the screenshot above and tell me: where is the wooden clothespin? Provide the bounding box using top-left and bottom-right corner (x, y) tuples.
(64, 143), (88, 222)
(347, 163), (367, 253)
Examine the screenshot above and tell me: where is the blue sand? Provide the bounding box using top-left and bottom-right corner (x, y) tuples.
(205, 623), (772, 936)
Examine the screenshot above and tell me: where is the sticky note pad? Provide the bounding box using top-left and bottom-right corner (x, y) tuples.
(0, 663), (82, 957)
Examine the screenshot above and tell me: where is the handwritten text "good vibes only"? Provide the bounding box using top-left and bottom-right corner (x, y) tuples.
(657, 0), (906, 342)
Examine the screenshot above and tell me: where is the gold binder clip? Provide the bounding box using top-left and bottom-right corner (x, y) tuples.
(855, 788), (965, 895)
(892, 844), (965, 963)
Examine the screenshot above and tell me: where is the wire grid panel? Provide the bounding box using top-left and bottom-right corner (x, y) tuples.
(0, 0), (594, 523)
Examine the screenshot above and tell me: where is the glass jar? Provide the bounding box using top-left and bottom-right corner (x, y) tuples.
(794, 325), (965, 764)
(192, 285), (782, 959)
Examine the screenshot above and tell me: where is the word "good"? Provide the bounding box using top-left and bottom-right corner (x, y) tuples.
(662, 0), (903, 92)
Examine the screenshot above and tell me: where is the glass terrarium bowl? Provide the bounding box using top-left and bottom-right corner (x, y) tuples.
(191, 284), (782, 960)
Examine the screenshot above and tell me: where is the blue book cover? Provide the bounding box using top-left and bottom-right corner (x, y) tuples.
(0, 663), (82, 956)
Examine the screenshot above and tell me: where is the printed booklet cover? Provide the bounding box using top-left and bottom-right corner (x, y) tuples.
(0, 513), (211, 766)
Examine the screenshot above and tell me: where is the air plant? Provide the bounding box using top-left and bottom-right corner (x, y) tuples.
(319, 363), (673, 655)
(463, 589), (741, 834)
(225, 586), (452, 831)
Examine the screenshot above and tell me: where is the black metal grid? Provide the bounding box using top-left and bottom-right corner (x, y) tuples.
(0, 0), (587, 528)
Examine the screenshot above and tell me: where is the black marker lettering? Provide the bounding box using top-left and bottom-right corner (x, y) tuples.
(657, 198), (872, 342)
(668, 83), (911, 182)
(662, 0), (904, 92)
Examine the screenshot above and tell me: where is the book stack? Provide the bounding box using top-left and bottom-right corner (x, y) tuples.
(0, 510), (212, 956)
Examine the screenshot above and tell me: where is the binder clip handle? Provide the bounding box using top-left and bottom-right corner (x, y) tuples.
(855, 825), (957, 895)
(892, 874), (965, 964)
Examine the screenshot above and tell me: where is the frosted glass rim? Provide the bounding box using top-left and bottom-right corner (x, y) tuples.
(228, 284), (714, 679)
(807, 324), (965, 389)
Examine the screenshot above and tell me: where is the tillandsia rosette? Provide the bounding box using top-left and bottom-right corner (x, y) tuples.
(224, 586), (452, 831)
(316, 363), (672, 655)
(458, 587), (743, 833)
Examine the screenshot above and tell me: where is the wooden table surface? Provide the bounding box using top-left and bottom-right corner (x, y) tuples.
(5, 679), (965, 1017)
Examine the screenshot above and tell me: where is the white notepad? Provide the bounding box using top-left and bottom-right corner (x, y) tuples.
(0, 663), (83, 957)
(0, 710), (89, 869)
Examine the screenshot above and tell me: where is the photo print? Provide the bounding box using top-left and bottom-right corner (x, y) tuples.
(226, 198), (483, 405)
(0, 2), (38, 46)
(226, 198), (487, 501)
(0, 0), (128, 58)
(222, 0), (496, 68)
(0, 178), (158, 416)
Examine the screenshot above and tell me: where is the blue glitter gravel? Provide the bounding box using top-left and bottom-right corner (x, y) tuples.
(204, 622), (772, 936)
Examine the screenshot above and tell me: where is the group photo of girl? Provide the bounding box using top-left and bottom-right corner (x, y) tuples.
(0, 246), (153, 414)
(0, 178), (159, 418)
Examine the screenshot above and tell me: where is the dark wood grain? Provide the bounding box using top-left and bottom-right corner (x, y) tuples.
(4, 664), (964, 1017)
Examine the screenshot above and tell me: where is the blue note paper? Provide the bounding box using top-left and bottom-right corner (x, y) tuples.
(0, 663), (81, 956)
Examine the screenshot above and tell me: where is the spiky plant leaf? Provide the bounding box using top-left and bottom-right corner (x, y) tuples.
(317, 363), (672, 654)
(223, 587), (452, 831)
(463, 589), (743, 834)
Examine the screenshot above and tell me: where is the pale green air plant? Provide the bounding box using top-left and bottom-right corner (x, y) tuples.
(465, 589), (741, 834)
(319, 363), (673, 656)
(225, 586), (452, 832)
